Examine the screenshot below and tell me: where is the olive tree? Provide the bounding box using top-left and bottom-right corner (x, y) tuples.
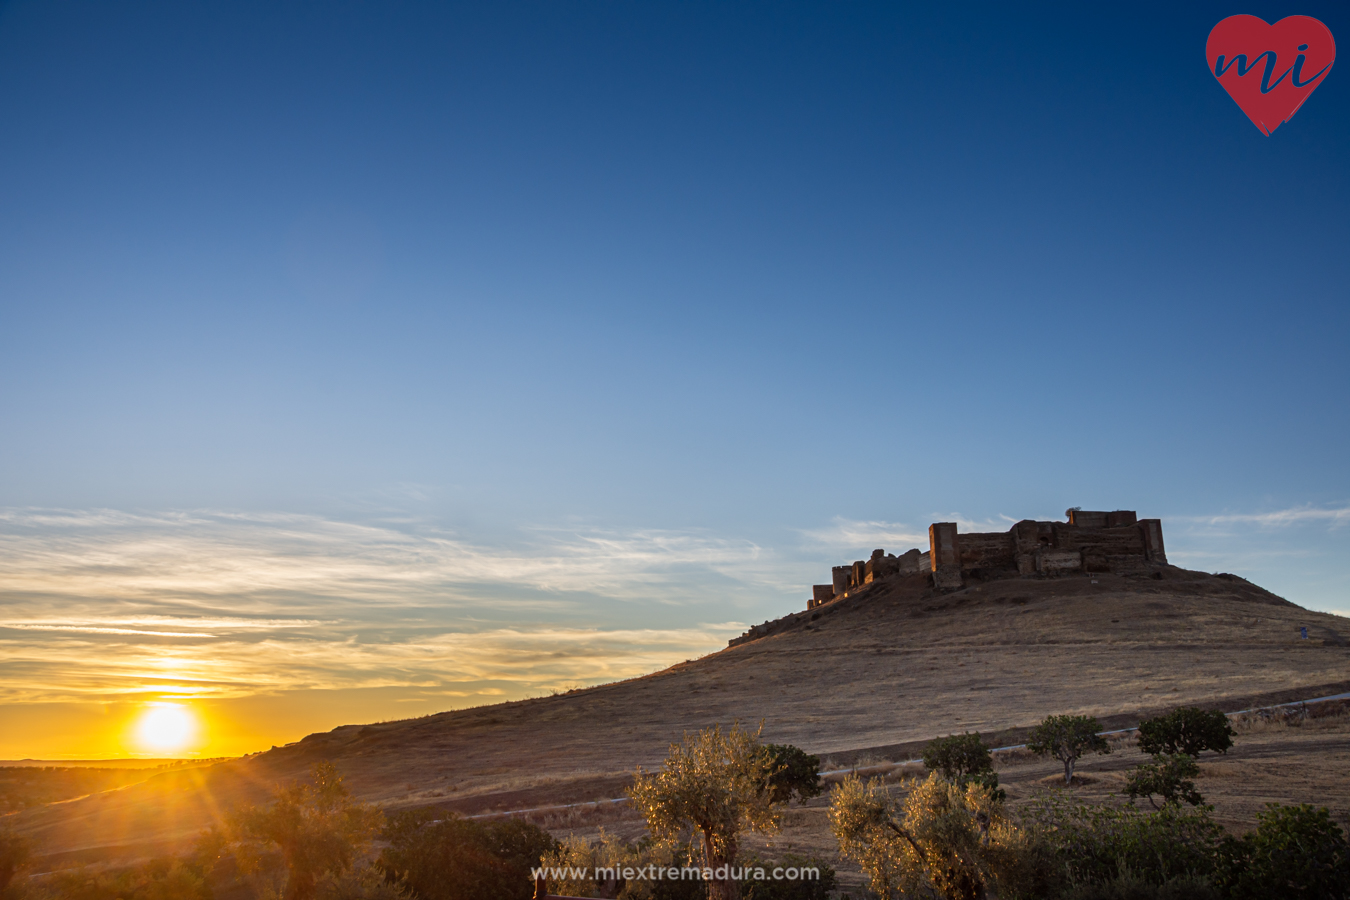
(829, 772), (1031, 900)
(628, 724), (780, 900)
(1137, 707), (1235, 757)
(923, 733), (996, 781)
(1026, 715), (1110, 785)
(1124, 754), (1204, 809)
(762, 744), (822, 806)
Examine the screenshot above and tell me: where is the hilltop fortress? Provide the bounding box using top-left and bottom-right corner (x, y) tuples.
(808, 508), (1168, 608)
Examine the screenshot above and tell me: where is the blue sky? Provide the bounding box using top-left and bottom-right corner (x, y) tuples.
(0, 1), (1347, 755)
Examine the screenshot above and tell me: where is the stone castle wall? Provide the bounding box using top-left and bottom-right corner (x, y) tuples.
(807, 508), (1167, 608)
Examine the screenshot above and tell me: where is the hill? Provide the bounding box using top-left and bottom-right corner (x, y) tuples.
(11, 564), (1350, 864)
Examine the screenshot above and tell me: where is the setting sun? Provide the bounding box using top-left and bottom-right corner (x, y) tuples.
(133, 703), (198, 753)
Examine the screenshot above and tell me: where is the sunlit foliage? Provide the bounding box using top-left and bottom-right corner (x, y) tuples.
(828, 772), (1034, 900)
(628, 723), (781, 900)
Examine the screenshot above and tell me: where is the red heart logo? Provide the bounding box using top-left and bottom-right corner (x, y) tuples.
(1206, 15), (1336, 135)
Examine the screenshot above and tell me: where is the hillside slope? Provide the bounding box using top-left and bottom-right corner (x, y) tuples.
(14, 565), (1350, 861)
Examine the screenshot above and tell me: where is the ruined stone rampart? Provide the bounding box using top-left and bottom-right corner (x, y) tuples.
(806, 508), (1167, 609)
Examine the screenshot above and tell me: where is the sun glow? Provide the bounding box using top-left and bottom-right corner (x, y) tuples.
(133, 702), (198, 753)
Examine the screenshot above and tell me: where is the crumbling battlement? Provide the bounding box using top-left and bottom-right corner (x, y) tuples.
(807, 508), (1166, 608)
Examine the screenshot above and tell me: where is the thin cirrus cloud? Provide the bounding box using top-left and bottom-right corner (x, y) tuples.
(0, 624), (742, 704)
(2, 504), (1346, 711)
(798, 514), (1026, 553)
(798, 518), (928, 551)
(1174, 505), (1350, 530)
(0, 508), (785, 608)
(0, 508), (770, 706)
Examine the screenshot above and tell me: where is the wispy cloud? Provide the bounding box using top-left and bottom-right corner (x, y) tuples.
(0, 508), (769, 706)
(799, 513), (1020, 554)
(5, 503), (1346, 715)
(798, 518), (928, 552)
(0, 623), (743, 704)
(1176, 505), (1350, 530)
(0, 508), (780, 608)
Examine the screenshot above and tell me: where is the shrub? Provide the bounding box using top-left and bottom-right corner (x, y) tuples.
(1020, 795), (1225, 892)
(737, 853), (835, 900)
(923, 733), (993, 780)
(1123, 755), (1203, 810)
(0, 829), (29, 899)
(762, 745), (822, 806)
(223, 762), (384, 900)
(379, 810), (557, 900)
(1058, 870), (1219, 899)
(922, 733), (1005, 801)
(316, 867), (412, 899)
(1216, 803), (1350, 900)
(26, 860), (210, 900)
(1136, 708), (1234, 758)
(1027, 716), (1111, 785)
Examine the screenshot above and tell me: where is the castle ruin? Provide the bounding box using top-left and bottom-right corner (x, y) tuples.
(807, 508), (1167, 609)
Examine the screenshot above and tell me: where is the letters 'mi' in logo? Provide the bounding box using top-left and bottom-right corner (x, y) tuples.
(1206, 15), (1335, 135)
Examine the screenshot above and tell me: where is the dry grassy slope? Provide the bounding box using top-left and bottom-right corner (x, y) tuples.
(14, 566), (1350, 860)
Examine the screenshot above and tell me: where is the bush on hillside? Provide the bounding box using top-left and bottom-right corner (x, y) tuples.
(1215, 803), (1350, 900)
(216, 761), (383, 900)
(922, 733), (993, 780)
(25, 860), (210, 900)
(922, 732), (1005, 802)
(737, 853), (835, 900)
(0, 829), (29, 900)
(541, 832), (707, 900)
(1020, 795), (1225, 893)
(1057, 870), (1219, 900)
(761, 745), (823, 806)
(379, 810), (557, 900)
(1123, 754), (1203, 810)
(1136, 708), (1234, 758)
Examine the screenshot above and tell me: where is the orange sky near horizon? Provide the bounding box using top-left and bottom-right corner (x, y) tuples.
(0, 509), (761, 759)
(0, 690), (525, 760)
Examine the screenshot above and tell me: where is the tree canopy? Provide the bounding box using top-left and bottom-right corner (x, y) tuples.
(1027, 715), (1111, 785)
(761, 744), (822, 806)
(628, 724), (781, 900)
(1137, 707), (1236, 758)
(922, 733), (994, 781)
(829, 772), (1030, 900)
(1124, 753), (1204, 810)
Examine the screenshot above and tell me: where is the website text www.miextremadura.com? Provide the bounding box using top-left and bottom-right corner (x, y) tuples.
(530, 866), (822, 883)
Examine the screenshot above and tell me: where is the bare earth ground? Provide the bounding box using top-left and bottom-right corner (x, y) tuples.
(9, 566), (1350, 869)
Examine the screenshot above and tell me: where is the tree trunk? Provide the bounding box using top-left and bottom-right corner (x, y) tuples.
(702, 831), (739, 900)
(1063, 755), (1075, 785)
